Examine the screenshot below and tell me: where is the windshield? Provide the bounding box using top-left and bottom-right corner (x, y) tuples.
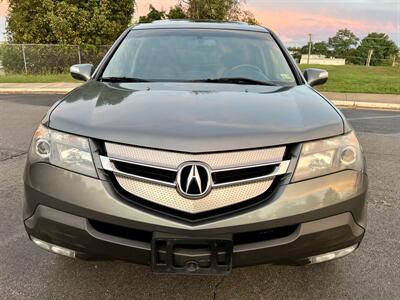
(102, 29), (296, 86)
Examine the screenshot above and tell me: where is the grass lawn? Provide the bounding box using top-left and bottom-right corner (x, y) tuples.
(0, 65), (399, 94)
(0, 73), (78, 83)
(300, 64), (400, 94)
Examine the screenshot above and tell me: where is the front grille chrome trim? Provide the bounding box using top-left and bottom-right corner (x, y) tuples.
(100, 156), (176, 187)
(100, 143), (291, 215)
(100, 155), (177, 172)
(212, 160), (290, 187)
(100, 155), (290, 188)
(104, 142), (286, 170)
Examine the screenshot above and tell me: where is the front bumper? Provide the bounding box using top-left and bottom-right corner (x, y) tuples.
(25, 206), (364, 266)
(24, 163), (367, 267)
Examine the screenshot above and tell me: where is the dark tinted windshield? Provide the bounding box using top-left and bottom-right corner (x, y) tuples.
(102, 29), (296, 85)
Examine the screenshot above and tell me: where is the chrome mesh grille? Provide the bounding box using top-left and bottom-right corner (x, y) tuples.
(105, 143), (286, 169)
(102, 142), (289, 215)
(116, 174), (274, 214)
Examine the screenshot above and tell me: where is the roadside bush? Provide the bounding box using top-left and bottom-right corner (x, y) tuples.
(0, 44), (110, 74)
(80, 45), (110, 68)
(0, 44), (26, 73)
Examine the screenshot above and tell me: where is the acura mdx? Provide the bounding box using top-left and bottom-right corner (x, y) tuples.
(23, 21), (367, 275)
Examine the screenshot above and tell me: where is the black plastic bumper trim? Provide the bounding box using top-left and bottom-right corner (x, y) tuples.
(24, 206), (365, 268)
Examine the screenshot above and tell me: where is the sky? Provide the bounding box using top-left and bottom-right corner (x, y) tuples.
(0, 0), (399, 46)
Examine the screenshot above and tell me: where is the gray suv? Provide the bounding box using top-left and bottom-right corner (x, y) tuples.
(24, 21), (367, 275)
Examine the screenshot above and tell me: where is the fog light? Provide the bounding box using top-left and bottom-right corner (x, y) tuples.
(31, 237), (76, 258)
(309, 244), (357, 264)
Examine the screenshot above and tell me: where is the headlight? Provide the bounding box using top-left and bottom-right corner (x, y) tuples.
(292, 131), (363, 182)
(29, 125), (97, 177)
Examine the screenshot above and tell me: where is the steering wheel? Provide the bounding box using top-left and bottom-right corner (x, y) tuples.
(223, 64), (271, 81)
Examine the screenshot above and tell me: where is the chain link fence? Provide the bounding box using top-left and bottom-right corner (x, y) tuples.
(0, 43), (111, 74)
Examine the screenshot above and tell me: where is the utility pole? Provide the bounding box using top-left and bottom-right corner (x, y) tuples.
(307, 33), (312, 64)
(366, 49), (374, 67)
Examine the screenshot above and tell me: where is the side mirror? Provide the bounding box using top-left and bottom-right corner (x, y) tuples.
(70, 64), (93, 81)
(303, 68), (328, 87)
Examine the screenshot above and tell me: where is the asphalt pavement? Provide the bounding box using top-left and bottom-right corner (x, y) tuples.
(0, 94), (399, 299)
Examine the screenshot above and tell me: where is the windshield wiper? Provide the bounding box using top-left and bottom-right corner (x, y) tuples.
(191, 77), (277, 86)
(100, 77), (151, 83)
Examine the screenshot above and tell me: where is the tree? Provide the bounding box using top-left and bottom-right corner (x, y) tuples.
(353, 32), (399, 66)
(167, 4), (188, 19)
(138, 4), (188, 23)
(328, 29), (359, 58)
(182, 0), (240, 20)
(299, 44), (309, 54)
(6, 0), (135, 45)
(138, 0), (258, 24)
(313, 41), (330, 56)
(138, 5), (166, 23)
(239, 10), (259, 25)
(287, 47), (302, 61)
(180, 0), (257, 23)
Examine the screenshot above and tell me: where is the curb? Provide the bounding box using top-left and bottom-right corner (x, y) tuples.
(0, 89), (72, 94)
(322, 91), (400, 110)
(331, 100), (400, 110)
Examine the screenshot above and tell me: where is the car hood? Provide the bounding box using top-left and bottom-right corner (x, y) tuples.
(49, 81), (344, 152)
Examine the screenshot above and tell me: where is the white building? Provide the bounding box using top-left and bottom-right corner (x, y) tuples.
(300, 54), (345, 65)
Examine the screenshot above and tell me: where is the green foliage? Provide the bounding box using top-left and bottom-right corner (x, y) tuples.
(313, 41), (330, 56)
(138, 5), (166, 23)
(294, 42), (329, 56)
(0, 73), (78, 83)
(352, 33), (399, 66)
(138, 0), (258, 24)
(328, 29), (359, 58)
(300, 64), (400, 94)
(167, 5), (188, 19)
(0, 45), (25, 73)
(6, 0), (135, 45)
(138, 4), (188, 23)
(287, 47), (301, 61)
(300, 44), (309, 54)
(0, 44), (110, 74)
(297, 29), (399, 66)
(239, 10), (259, 25)
(183, 0), (241, 20)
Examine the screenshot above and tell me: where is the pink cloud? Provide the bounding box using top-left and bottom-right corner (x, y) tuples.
(135, 0), (177, 17)
(249, 7), (398, 43)
(0, 0), (9, 17)
(135, 1), (398, 43)
(1, 0), (397, 44)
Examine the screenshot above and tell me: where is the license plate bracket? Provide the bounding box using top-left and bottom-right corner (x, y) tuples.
(151, 232), (233, 275)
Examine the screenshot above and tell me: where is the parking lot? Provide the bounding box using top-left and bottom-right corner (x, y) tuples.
(0, 94), (399, 299)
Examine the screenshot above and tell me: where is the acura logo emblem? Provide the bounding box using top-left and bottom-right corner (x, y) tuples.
(177, 162), (212, 199)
